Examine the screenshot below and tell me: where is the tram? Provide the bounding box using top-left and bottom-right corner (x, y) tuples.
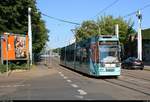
(60, 35), (121, 77)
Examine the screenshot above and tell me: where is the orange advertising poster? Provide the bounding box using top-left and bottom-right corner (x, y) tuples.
(2, 34), (29, 61)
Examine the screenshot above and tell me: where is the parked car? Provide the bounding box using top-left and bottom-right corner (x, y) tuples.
(121, 57), (144, 70)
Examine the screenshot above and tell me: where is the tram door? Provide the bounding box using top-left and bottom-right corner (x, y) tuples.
(90, 42), (99, 75)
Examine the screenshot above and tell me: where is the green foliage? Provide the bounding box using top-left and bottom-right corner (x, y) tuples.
(0, 64), (7, 73)
(52, 48), (61, 54)
(75, 20), (98, 42)
(9, 63), (29, 70)
(32, 20), (49, 53)
(0, 63), (29, 73)
(75, 15), (136, 44)
(0, 0), (49, 56)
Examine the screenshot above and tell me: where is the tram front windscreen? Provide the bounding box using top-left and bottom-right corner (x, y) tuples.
(99, 41), (120, 63)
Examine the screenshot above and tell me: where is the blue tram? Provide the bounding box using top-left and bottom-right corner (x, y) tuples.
(60, 35), (121, 77)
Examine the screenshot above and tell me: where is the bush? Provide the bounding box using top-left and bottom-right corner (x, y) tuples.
(0, 63), (30, 73)
(0, 64), (7, 73)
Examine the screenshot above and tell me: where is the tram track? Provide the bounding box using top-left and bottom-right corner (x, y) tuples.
(103, 78), (150, 96)
(121, 70), (150, 82)
(118, 76), (150, 89)
(122, 73), (150, 82)
(52, 57), (150, 96)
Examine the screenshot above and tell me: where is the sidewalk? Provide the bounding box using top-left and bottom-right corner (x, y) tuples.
(0, 65), (36, 80)
(144, 62), (150, 71)
(144, 66), (150, 71)
(0, 62), (53, 79)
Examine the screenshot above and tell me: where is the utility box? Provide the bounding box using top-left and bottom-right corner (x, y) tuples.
(0, 32), (29, 63)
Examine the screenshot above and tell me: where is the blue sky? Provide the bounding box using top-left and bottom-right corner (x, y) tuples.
(36, 0), (150, 49)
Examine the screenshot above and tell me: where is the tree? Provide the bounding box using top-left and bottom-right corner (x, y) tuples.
(0, 0), (49, 57)
(52, 48), (61, 55)
(75, 15), (136, 44)
(75, 20), (98, 42)
(98, 16), (135, 44)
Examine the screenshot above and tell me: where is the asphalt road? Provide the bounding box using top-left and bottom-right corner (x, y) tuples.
(0, 57), (150, 100)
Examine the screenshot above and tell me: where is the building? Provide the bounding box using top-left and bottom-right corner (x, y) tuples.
(124, 28), (150, 62)
(142, 28), (150, 61)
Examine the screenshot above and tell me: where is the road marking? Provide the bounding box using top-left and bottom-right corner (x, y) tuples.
(63, 76), (68, 79)
(77, 89), (87, 95)
(13, 84), (25, 87)
(60, 74), (64, 77)
(0, 84), (29, 88)
(0, 85), (11, 88)
(75, 95), (84, 99)
(67, 80), (72, 83)
(71, 84), (78, 88)
(85, 99), (93, 100)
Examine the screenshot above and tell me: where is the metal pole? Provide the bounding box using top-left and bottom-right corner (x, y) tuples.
(1, 38), (3, 64)
(136, 10), (142, 60)
(28, 7), (32, 65)
(6, 35), (8, 76)
(115, 24), (119, 39)
(71, 29), (76, 67)
(49, 49), (51, 66)
(45, 48), (46, 65)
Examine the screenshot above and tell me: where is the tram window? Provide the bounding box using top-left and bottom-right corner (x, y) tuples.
(70, 49), (74, 62)
(60, 48), (65, 60)
(81, 47), (88, 63)
(66, 47), (70, 61)
(76, 48), (81, 62)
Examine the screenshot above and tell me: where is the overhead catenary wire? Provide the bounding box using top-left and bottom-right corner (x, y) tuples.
(93, 0), (119, 18)
(41, 13), (80, 25)
(40, 2), (150, 26)
(40, 0), (119, 25)
(123, 3), (150, 18)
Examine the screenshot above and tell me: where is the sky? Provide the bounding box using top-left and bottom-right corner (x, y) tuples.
(36, 0), (150, 49)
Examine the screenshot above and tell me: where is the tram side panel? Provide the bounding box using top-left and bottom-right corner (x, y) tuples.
(60, 47), (66, 66)
(60, 36), (121, 77)
(74, 42), (91, 75)
(65, 44), (75, 70)
(65, 46), (69, 67)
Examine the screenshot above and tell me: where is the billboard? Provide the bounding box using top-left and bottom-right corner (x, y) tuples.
(15, 36), (27, 58)
(1, 33), (29, 61)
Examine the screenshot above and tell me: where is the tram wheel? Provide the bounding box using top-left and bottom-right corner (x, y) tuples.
(140, 68), (143, 70)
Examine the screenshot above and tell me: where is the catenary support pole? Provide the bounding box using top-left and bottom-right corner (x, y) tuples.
(136, 10), (142, 60)
(28, 7), (32, 65)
